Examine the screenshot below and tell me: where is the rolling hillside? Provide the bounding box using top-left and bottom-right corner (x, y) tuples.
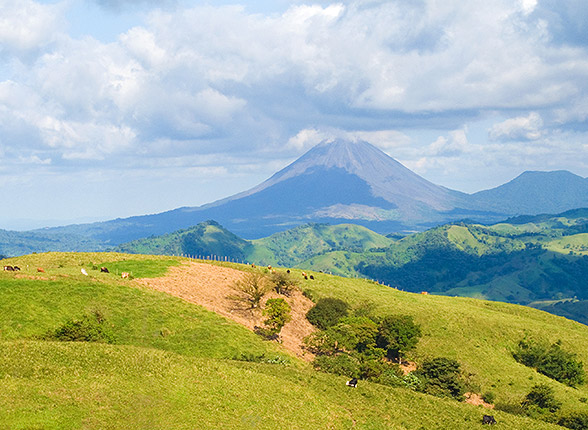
(1, 252), (587, 428)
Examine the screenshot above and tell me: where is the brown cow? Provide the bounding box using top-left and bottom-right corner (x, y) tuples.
(37, 268), (45, 273)
(121, 272), (129, 279)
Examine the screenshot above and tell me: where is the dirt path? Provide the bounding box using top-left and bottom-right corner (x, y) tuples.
(135, 261), (316, 360)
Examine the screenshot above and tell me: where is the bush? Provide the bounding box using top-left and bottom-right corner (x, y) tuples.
(482, 391), (496, 404)
(306, 298), (350, 330)
(376, 315), (421, 360)
(522, 384), (561, 413)
(513, 338), (585, 387)
(312, 354), (360, 377)
(48, 310), (115, 343)
(270, 271), (298, 296)
(416, 357), (466, 401)
(231, 273), (272, 309)
(262, 298), (291, 334)
(558, 412), (588, 430)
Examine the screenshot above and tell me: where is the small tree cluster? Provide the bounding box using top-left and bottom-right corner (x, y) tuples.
(513, 338), (585, 387)
(304, 301), (422, 386)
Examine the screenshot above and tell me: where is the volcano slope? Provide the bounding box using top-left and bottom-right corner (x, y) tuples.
(0, 252), (586, 429)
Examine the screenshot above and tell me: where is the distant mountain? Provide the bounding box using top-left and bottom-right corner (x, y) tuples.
(16, 139), (588, 249)
(469, 170), (588, 214)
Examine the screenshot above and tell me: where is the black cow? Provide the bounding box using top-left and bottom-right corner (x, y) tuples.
(13, 266), (20, 271)
(309, 275), (314, 280)
(482, 415), (497, 425)
(346, 378), (358, 388)
(100, 267), (109, 273)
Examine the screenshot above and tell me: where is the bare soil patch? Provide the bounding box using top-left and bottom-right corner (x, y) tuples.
(465, 392), (494, 409)
(135, 261), (316, 360)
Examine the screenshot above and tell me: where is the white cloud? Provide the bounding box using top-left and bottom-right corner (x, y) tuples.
(0, 0), (65, 53)
(489, 112), (544, 141)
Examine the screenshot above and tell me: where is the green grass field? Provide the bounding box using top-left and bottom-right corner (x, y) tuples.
(0, 252), (585, 429)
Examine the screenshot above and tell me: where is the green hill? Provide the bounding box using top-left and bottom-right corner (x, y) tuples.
(114, 220), (253, 261)
(1, 252), (587, 428)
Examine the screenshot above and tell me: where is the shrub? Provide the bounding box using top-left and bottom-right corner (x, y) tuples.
(306, 298), (350, 330)
(513, 338), (585, 387)
(231, 273), (272, 309)
(270, 271), (298, 296)
(262, 298), (292, 334)
(558, 412), (588, 430)
(376, 315), (421, 360)
(522, 384), (561, 413)
(312, 354), (360, 377)
(48, 310), (115, 343)
(416, 357), (466, 401)
(482, 391), (496, 404)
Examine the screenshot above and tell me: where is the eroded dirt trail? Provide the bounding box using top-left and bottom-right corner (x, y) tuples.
(135, 261), (316, 360)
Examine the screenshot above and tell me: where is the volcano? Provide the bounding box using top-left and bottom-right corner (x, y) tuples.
(39, 139), (587, 244)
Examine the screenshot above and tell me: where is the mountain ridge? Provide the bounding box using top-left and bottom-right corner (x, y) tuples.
(2, 139), (587, 249)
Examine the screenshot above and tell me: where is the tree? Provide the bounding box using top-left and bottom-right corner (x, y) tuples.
(231, 273), (271, 309)
(376, 315), (421, 360)
(306, 298), (350, 330)
(417, 357), (466, 401)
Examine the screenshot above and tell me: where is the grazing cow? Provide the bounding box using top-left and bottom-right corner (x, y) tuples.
(3, 265), (14, 271)
(81, 268), (88, 276)
(482, 415), (497, 425)
(346, 378), (358, 388)
(13, 266), (20, 271)
(100, 267), (109, 273)
(309, 275), (314, 280)
(37, 267), (45, 273)
(121, 272), (129, 279)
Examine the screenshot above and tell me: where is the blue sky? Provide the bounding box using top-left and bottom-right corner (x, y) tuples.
(1, 0), (587, 229)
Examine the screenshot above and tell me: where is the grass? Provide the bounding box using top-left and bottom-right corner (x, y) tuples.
(0, 252), (586, 429)
(0, 341), (561, 430)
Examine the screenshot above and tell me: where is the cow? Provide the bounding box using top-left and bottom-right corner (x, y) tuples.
(13, 266), (20, 271)
(309, 275), (314, 280)
(3, 265), (14, 271)
(81, 268), (88, 276)
(482, 415), (497, 425)
(421, 291), (428, 295)
(346, 378), (358, 388)
(121, 272), (130, 279)
(100, 267), (109, 273)
(37, 268), (45, 273)
(286, 269), (290, 273)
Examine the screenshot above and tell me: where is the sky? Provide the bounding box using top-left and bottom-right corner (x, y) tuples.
(1, 0), (588, 230)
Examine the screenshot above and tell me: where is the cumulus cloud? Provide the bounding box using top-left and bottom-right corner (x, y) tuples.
(489, 112), (544, 141)
(1, 0), (588, 222)
(0, 0), (65, 54)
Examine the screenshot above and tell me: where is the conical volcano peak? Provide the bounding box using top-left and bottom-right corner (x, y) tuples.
(268, 139), (411, 185)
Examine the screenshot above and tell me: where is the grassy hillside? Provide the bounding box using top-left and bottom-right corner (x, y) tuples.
(250, 223), (393, 267)
(114, 220), (253, 261)
(1, 252), (583, 428)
